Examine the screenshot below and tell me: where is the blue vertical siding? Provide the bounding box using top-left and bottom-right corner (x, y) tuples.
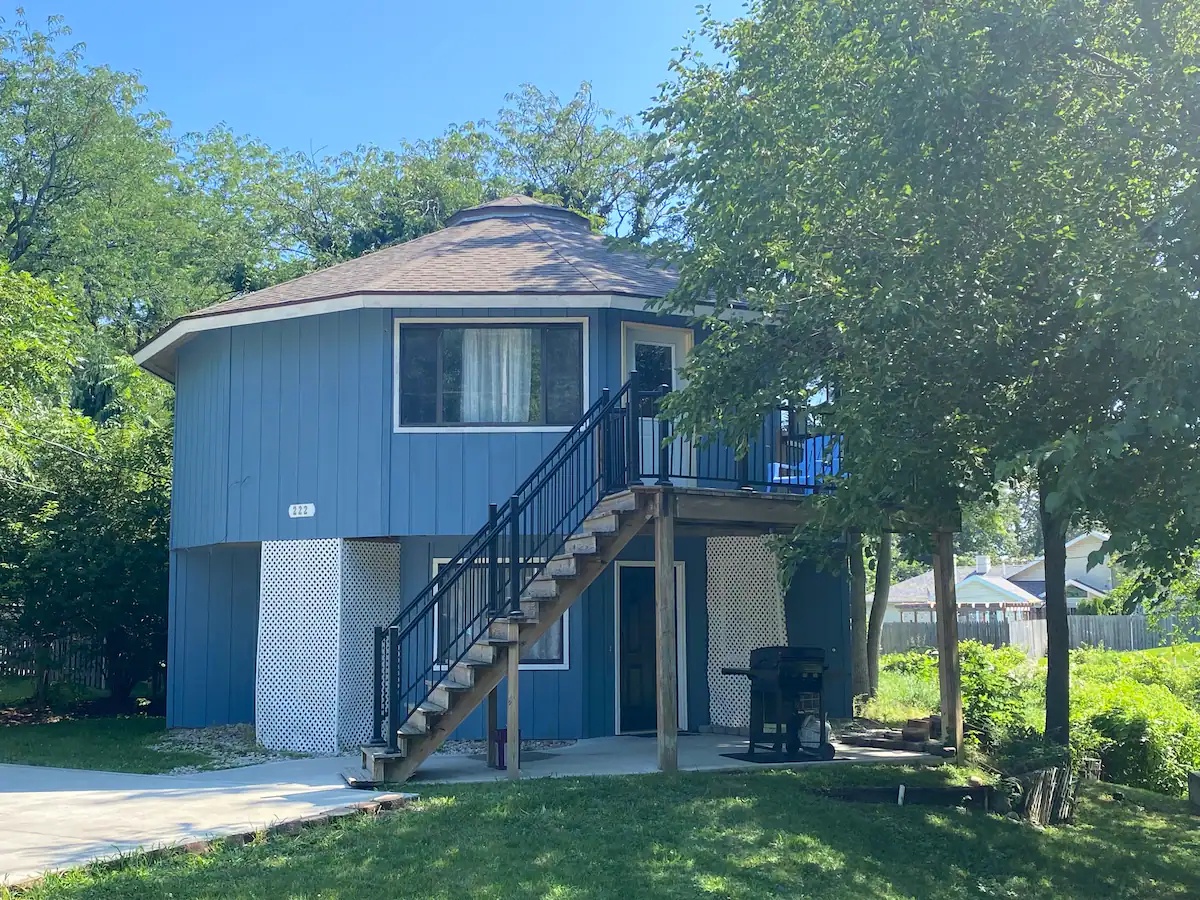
(167, 544), (261, 728)
(172, 332), (231, 549)
(784, 557), (852, 718)
(173, 306), (637, 548)
(173, 309), (392, 548)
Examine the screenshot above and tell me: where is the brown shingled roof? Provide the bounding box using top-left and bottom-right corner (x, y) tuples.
(182, 196), (676, 321)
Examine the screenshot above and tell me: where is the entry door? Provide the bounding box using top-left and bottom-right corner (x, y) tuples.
(623, 325), (695, 483)
(617, 564), (685, 733)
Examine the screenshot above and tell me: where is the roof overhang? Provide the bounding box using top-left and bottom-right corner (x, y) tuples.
(134, 291), (686, 383)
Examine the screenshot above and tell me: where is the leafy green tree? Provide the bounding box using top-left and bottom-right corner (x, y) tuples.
(652, 0), (1200, 745)
(0, 263), (77, 473)
(0, 406), (170, 707)
(495, 82), (673, 240)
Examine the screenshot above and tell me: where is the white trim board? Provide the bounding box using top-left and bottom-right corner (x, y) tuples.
(613, 560), (689, 734)
(137, 293), (662, 379)
(431, 557), (570, 672)
(393, 316), (591, 434)
(134, 292), (753, 382)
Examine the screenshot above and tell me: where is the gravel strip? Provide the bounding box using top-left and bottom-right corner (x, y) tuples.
(435, 738), (576, 756)
(151, 724), (309, 774)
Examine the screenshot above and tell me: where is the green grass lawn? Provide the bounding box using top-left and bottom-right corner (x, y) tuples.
(0, 676), (36, 706)
(0, 717), (211, 774)
(14, 768), (1200, 899)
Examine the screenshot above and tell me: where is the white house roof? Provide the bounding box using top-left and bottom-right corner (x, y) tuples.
(883, 566), (976, 604)
(1005, 531), (1111, 582)
(958, 573), (1043, 604)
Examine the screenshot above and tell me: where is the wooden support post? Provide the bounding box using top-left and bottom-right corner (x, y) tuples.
(655, 489), (679, 772)
(485, 684), (499, 769)
(506, 644), (520, 778)
(932, 530), (963, 757)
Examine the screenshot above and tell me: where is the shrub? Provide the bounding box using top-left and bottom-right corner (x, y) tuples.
(1071, 645), (1200, 711)
(881, 649), (938, 679)
(876, 643), (1038, 747)
(860, 671), (940, 725)
(958, 642), (1039, 748)
(1070, 678), (1200, 796)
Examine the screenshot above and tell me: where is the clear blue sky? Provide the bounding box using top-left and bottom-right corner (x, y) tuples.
(14, 0), (743, 153)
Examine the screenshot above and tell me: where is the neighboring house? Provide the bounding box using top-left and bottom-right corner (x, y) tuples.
(1004, 531), (1114, 600)
(134, 196), (852, 763)
(873, 531), (1113, 623)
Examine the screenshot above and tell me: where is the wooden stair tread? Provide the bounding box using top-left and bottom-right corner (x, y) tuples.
(428, 676), (471, 692)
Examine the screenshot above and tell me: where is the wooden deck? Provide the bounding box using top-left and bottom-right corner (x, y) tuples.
(628, 485), (960, 536)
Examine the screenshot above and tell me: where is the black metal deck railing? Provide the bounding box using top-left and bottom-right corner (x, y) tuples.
(371, 373), (840, 750)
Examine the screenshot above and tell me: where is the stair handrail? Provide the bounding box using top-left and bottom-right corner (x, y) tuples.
(386, 386), (624, 633)
(373, 379), (636, 750)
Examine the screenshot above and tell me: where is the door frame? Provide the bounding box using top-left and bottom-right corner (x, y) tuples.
(619, 321), (694, 389)
(613, 560), (688, 734)
(621, 322), (697, 481)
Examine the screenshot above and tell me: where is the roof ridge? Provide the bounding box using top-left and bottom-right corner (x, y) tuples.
(520, 218), (604, 292)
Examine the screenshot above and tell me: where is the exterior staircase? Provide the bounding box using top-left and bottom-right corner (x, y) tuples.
(361, 489), (653, 783)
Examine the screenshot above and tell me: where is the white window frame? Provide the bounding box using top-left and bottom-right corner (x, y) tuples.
(394, 316), (590, 434)
(432, 558), (570, 672)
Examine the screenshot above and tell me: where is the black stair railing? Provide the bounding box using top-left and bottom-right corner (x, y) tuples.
(625, 382), (842, 493)
(372, 381), (635, 750)
(370, 373), (842, 751)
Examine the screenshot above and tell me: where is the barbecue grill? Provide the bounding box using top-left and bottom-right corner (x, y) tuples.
(721, 646), (836, 759)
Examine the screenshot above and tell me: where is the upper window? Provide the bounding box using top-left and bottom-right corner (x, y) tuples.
(398, 324), (583, 427)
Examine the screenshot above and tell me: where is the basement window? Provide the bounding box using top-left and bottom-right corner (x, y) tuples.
(432, 560), (568, 670)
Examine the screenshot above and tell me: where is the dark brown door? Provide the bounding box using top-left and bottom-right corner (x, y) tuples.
(618, 565), (679, 732)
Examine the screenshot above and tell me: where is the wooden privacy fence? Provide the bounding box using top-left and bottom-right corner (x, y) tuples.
(882, 618), (1048, 657)
(1067, 614), (1200, 652)
(0, 634), (107, 691)
(881, 615), (1200, 657)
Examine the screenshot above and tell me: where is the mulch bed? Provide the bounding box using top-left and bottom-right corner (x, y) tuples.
(1, 696), (159, 726)
(1, 705), (62, 726)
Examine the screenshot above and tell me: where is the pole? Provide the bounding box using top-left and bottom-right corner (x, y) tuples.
(370, 625), (385, 745)
(626, 370), (640, 487)
(655, 489), (678, 771)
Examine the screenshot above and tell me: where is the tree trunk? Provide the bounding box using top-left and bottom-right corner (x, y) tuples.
(1039, 467), (1071, 745)
(104, 627), (138, 713)
(867, 532), (892, 696)
(849, 532), (870, 700)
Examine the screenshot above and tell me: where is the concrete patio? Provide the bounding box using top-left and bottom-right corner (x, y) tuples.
(408, 732), (941, 783)
(0, 733), (938, 886)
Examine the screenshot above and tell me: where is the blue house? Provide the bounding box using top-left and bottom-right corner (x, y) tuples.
(135, 195), (853, 779)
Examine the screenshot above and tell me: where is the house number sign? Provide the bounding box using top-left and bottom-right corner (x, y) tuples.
(288, 503), (316, 519)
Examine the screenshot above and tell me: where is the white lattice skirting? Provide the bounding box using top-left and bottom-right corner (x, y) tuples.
(257, 539), (401, 753)
(706, 536), (787, 729)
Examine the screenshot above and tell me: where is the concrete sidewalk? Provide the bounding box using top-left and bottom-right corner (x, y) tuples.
(0, 755), (382, 885)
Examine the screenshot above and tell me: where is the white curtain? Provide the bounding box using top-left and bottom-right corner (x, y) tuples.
(462, 329), (534, 422)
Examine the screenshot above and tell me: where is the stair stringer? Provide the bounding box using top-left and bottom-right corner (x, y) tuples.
(380, 496), (655, 783)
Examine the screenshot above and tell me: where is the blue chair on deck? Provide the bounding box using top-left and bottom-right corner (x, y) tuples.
(766, 435), (841, 494)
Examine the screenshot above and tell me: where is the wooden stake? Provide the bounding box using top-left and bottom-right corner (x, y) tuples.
(655, 489), (679, 772)
(485, 684), (499, 769)
(506, 644), (520, 779)
(932, 530), (963, 756)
